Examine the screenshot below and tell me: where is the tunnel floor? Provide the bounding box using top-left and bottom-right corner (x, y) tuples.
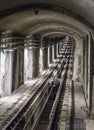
(65, 82), (87, 130)
(34, 79), (93, 130)
(0, 64), (56, 130)
(0, 66), (94, 130)
(57, 81), (94, 130)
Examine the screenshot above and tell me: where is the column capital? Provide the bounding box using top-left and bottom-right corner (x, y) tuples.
(0, 31), (25, 49)
(41, 37), (49, 48)
(26, 33), (41, 47)
(49, 38), (55, 47)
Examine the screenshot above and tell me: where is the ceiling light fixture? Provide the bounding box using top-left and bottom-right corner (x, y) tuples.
(34, 10), (39, 15)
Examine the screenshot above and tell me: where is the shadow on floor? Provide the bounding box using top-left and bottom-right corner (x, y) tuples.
(65, 82), (86, 130)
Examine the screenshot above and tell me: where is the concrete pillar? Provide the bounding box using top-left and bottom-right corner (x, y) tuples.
(0, 32), (25, 94)
(87, 34), (94, 118)
(24, 47), (40, 80)
(42, 48), (48, 70)
(52, 44), (57, 62)
(0, 32), (13, 96)
(57, 38), (64, 56)
(53, 38), (58, 60)
(48, 46), (52, 65)
(24, 34), (41, 81)
(52, 44), (54, 61)
(41, 37), (48, 71)
(59, 41), (63, 52)
(53, 44), (57, 60)
(0, 49), (13, 96)
(0, 49), (2, 96)
(58, 42), (61, 54)
(24, 47), (29, 81)
(12, 48), (24, 92)
(73, 35), (83, 85)
(39, 48), (43, 74)
(32, 47), (40, 78)
(83, 36), (88, 98)
(82, 33), (94, 118)
(19, 48), (24, 86)
(50, 38), (55, 62)
(87, 34), (92, 111)
(57, 42), (59, 57)
(25, 47), (39, 80)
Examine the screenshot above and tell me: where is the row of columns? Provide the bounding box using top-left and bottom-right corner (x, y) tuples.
(0, 32), (25, 96)
(24, 35), (57, 80)
(0, 32), (63, 96)
(83, 33), (94, 118)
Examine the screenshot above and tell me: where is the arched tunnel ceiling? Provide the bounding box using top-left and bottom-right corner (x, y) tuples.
(0, 0), (94, 27)
(27, 22), (83, 36)
(42, 31), (73, 38)
(0, 10), (92, 38)
(0, 1), (94, 38)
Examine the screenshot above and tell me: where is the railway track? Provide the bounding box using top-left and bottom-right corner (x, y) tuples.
(0, 62), (63, 130)
(34, 62), (68, 130)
